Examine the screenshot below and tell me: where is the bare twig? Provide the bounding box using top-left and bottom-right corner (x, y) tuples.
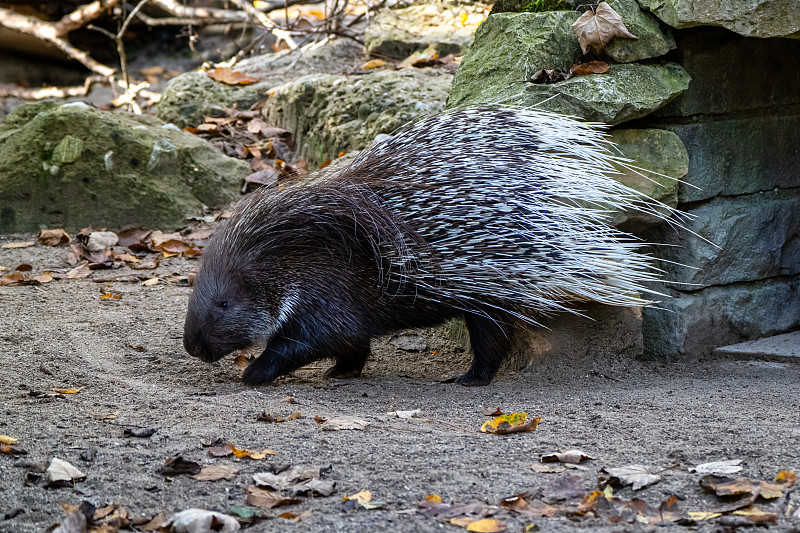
(53, 0), (121, 36)
(0, 75), (105, 99)
(116, 0), (151, 89)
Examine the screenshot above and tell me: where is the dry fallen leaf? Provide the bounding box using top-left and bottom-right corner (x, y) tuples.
(531, 463), (565, 474)
(452, 518), (507, 532)
(570, 61), (610, 76)
(776, 470), (797, 485)
(38, 229), (72, 246)
(161, 456), (202, 476)
(246, 486), (302, 509)
(207, 67), (257, 85)
(426, 494), (443, 503)
(162, 508), (240, 532)
(699, 474), (787, 500)
(481, 412), (541, 435)
(0, 435), (18, 445)
(361, 59), (388, 70)
(689, 459), (743, 475)
(320, 418), (370, 431)
(541, 450), (594, 464)
(1, 241), (35, 249)
(499, 494), (557, 517)
(231, 445), (275, 460)
(47, 457), (86, 485)
(344, 490), (371, 504)
(193, 465), (240, 481)
(604, 465), (662, 490)
(571, 1), (638, 55)
(67, 261), (92, 279)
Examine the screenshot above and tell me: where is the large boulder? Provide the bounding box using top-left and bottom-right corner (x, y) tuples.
(636, 0), (800, 38)
(602, 0), (676, 62)
(0, 101), (249, 233)
(262, 68), (452, 161)
(157, 39), (366, 129)
(446, 12), (690, 124)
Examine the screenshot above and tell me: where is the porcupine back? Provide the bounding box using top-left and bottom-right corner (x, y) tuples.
(214, 106), (673, 326)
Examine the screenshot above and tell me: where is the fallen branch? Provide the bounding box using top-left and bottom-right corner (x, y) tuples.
(0, 6), (117, 77)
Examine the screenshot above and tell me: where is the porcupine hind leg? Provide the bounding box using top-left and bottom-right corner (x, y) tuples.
(456, 312), (518, 386)
(323, 341), (370, 379)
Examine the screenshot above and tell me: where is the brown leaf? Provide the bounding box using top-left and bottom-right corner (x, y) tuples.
(193, 465), (240, 481)
(117, 228), (152, 249)
(160, 456), (202, 476)
(47, 458), (86, 485)
(243, 168), (280, 194)
(37, 229), (72, 246)
(1, 241), (35, 249)
(252, 465), (335, 496)
(15, 264), (32, 271)
(499, 494), (557, 517)
(571, 2), (639, 55)
(0, 444), (28, 455)
(138, 512), (167, 532)
(207, 67), (258, 85)
(482, 407), (503, 416)
(700, 474), (787, 500)
(209, 443), (234, 457)
(776, 470), (797, 485)
(570, 61), (610, 76)
(67, 261), (92, 279)
(246, 486), (302, 509)
(361, 59), (388, 70)
(531, 463), (565, 474)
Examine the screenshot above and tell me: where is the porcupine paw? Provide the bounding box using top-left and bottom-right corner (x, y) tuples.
(455, 370), (493, 387)
(322, 364), (364, 380)
(242, 360), (281, 385)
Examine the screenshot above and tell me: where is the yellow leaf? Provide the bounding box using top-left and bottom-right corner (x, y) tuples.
(466, 518), (507, 532)
(100, 292), (122, 300)
(776, 470), (797, 485)
(425, 494), (443, 502)
(231, 445), (275, 459)
(53, 386), (84, 394)
(0, 435), (18, 445)
(459, 12), (469, 25)
(481, 412), (541, 434)
(344, 490), (371, 504)
(361, 59), (388, 70)
(687, 512), (721, 521)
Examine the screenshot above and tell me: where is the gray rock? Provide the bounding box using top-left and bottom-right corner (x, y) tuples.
(646, 189), (800, 287)
(608, 128), (686, 229)
(656, 28), (800, 118)
(389, 334), (428, 352)
(636, 0), (800, 38)
(447, 13), (690, 124)
(642, 275), (800, 360)
(156, 71), (269, 129)
(157, 39), (367, 129)
(365, 3), (488, 59)
(262, 68), (452, 162)
(666, 114), (800, 203)
(0, 101), (248, 233)
(603, 0), (676, 62)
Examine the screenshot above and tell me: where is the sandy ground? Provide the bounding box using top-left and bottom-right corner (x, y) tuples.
(1, 237), (799, 533)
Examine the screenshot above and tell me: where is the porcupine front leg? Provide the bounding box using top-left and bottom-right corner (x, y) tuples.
(322, 341), (370, 379)
(242, 335), (318, 385)
(456, 312), (517, 386)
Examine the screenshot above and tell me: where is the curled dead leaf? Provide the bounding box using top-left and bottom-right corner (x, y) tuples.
(571, 2), (638, 55)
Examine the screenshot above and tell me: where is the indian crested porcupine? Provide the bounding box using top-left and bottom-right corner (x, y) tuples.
(183, 107), (674, 386)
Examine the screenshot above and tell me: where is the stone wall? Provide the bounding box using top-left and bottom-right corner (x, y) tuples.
(639, 28), (800, 359)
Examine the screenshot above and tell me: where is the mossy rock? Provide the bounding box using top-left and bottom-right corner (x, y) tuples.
(0, 102), (249, 233)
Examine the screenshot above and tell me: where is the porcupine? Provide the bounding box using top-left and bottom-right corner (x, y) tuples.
(183, 106), (675, 386)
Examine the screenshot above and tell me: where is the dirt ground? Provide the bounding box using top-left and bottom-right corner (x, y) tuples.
(1, 237), (799, 533)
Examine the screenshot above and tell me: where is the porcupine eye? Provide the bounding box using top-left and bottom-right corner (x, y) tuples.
(218, 301), (228, 309)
